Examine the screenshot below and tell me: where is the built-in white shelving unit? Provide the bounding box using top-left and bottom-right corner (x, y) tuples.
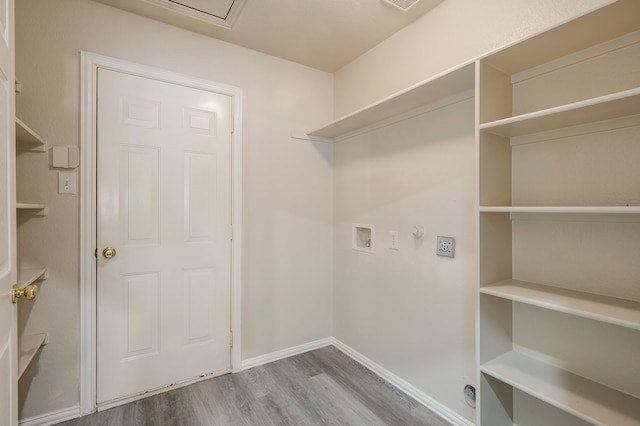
(17, 267), (47, 288)
(17, 333), (47, 379)
(16, 202), (48, 216)
(477, 1), (640, 424)
(479, 206), (640, 214)
(16, 117), (46, 152)
(305, 2), (640, 424)
(480, 351), (640, 426)
(15, 101), (48, 381)
(15, 117), (48, 216)
(480, 280), (640, 331)
(479, 88), (640, 138)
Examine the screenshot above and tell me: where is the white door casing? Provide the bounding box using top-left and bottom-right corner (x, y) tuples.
(96, 68), (233, 403)
(0, 0), (17, 423)
(80, 52), (242, 415)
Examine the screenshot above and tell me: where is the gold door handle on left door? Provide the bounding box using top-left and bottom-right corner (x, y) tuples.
(12, 283), (38, 304)
(102, 247), (117, 259)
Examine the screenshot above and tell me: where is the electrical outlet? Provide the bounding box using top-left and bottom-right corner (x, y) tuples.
(437, 236), (455, 258)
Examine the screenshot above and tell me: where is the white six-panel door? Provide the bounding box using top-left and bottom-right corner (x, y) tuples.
(0, 0), (17, 423)
(96, 68), (232, 404)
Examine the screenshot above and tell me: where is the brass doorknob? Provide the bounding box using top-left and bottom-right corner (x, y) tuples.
(11, 284), (38, 304)
(103, 247), (117, 259)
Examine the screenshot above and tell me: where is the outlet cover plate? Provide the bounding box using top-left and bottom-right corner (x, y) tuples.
(437, 236), (455, 258)
(389, 230), (399, 250)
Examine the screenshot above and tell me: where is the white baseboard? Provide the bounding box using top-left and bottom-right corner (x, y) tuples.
(332, 339), (475, 426)
(24, 336), (472, 426)
(240, 337), (334, 370)
(241, 337), (474, 425)
(19, 405), (80, 426)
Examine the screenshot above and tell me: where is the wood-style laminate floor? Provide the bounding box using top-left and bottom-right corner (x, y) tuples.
(57, 346), (453, 426)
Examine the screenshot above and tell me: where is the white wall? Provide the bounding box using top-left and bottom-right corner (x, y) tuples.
(15, 0), (333, 418)
(333, 0), (612, 118)
(333, 96), (476, 421)
(14, 0), (623, 422)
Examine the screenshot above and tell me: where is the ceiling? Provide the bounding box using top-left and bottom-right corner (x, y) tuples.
(94, 0), (444, 72)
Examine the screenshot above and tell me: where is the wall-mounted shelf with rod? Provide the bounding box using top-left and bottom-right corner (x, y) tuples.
(15, 117), (46, 152)
(307, 63), (475, 140)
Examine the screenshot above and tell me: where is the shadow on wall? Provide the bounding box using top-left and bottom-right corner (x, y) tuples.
(333, 97), (475, 221)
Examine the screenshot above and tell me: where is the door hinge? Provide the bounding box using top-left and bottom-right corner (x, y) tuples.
(229, 332), (233, 348)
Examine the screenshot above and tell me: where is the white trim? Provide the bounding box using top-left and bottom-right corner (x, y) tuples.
(332, 339), (476, 426)
(18, 405), (80, 426)
(240, 337), (334, 371)
(79, 51), (243, 415)
(35, 338), (472, 425)
(242, 337), (474, 426)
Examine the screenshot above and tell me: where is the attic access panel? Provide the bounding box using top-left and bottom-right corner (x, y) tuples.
(144, 0), (247, 28)
(383, 0), (421, 12)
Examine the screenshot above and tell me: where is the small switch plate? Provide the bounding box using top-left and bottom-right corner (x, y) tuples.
(437, 236), (455, 258)
(58, 172), (77, 194)
(389, 230), (399, 250)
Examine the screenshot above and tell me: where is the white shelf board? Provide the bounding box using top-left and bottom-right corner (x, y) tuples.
(307, 63), (475, 140)
(481, 280), (640, 330)
(16, 203), (48, 216)
(18, 333), (46, 379)
(479, 206), (640, 214)
(481, 1), (640, 75)
(15, 117), (46, 151)
(17, 267), (47, 287)
(479, 88), (640, 138)
(481, 351), (640, 426)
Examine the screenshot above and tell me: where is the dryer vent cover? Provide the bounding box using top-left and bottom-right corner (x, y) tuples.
(383, 0), (421, 12)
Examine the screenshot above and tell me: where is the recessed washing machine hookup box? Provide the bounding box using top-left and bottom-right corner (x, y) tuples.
(352, 223), (375, 253)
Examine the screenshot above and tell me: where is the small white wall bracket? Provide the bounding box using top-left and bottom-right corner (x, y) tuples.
(50, 146), (80, 169)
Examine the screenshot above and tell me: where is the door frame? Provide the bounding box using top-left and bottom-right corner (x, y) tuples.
(79, 52), (243, 415)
